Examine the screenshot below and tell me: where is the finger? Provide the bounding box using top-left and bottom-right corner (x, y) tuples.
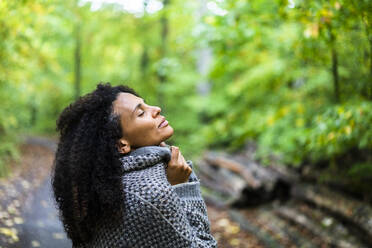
(159, 142), (167, 147)
(176, 149), (185, 163)
(179, 153), (186, 164)
(179, 164), (187, 171)
(170, 146), (179, 164)
(182, 163), (191, 171)
(183, 167), (192, 176)
(177, 153), (183, 165)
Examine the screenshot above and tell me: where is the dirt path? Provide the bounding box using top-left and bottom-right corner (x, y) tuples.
(0, 137), (71, 247)
(207, 205), (264, 248)
(10, 176), (71, 248)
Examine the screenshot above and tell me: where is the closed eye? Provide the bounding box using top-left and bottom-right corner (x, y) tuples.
(138, 111), (145, 117)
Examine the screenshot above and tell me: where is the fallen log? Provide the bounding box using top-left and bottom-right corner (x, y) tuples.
(204, 152), (261, 188)
(291, 183), (372, 246)
(295, 201), (368, 248)
(228, 209), (285, 248)
(202, 152), (292, 207)
(197, 145), (371, 247)
(198, 173), (237, 197)
(239, 207), (318, 248)
(275, 206), (358, 248)
(197, 161), (246, 197)
(200, 190), (229, 210)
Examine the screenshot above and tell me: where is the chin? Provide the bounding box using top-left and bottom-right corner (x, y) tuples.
(162, 125), (174, 141)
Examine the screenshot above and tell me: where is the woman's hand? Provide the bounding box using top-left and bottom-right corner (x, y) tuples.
(160, 143), (192, 185)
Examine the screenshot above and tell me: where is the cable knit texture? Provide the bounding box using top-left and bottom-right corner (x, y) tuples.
(75, 146), (217, 248)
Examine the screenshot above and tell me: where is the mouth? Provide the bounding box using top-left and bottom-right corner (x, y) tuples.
(158, 117), (169, 128)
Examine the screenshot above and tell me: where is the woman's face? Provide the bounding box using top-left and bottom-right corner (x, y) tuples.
(113, 92), (174, 151)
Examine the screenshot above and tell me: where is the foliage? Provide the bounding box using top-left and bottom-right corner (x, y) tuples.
(256, 101), (372, 166)
(200, 0), (372, 193)
(0, 0), (371, 195)
(0, 0), (203, 168)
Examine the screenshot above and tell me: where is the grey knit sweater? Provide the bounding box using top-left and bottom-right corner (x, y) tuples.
(76, 145), (217, 248)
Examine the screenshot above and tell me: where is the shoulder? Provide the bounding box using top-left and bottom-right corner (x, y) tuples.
(122, 162), (176, 203)
(122, 164), (187, 228)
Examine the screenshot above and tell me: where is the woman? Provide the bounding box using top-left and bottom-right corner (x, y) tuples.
(51, 83), (217, 248)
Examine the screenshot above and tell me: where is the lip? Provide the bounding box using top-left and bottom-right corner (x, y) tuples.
(158, 117), (168, 128)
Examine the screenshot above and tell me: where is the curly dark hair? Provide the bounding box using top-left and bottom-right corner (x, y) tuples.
(51, 83), (139, 246)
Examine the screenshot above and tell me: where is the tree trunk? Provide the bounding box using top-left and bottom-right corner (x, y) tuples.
(140, 1), (150, 78)
(157, 0), (169, 110)
(140, 48), (149, 73)
(349, 0), (371, 100)
(30, 101), (37, 126)
(74, 23), (81, 100)
(369, 37), (372, 79)
(331, 46), (339, 102)
(196, 0), (212, 97)
(367, 35), (372, 100)
(367, 38), (372, 100)
(329, 28), (340, 103)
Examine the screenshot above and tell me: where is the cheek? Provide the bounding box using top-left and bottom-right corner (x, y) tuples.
(132, 120), (158, 140)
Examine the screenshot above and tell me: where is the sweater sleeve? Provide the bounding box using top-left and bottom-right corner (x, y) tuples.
(172, 160), (216, 246)
(186, 160), (200, 183)
(171, 180), (217, 248)
(123, 180), (217, 248)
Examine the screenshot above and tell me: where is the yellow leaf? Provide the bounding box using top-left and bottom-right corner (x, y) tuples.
(327, 132), (335, 141)
(296, 118), (304, 127)
(350, 119), (355, 128)
(279, 106), (290, 116)
(216, 218), (229, 227)
(13, 200), (20, 208)
(204, 16), (216, 25)
(52, 232), (64, 239)
(14, 217), (23, 225)
(345, 126), (351, 135)
(5, 219), (14, 227)
(21, 180), (30, 189)
(0, 211), (10, 219)
(227, 225), (240, 234)
(31, 240), (41, 247)
(337, 106), (344, 114)
(32, 3), (44, 14)
(334, 2), (341, 10)
(7, 205), (17, 214)
(0, 227), (18, 242)
(297, 104), (305, 114)
(267, 115), (275, 126)
(229, 238), (240, 246)
(316, 116), (322, 123)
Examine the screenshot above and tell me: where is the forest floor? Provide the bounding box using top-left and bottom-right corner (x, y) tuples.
(0, 136), (263, 248)
(0, 138), (71, 247)
(207, 205), (264, 248)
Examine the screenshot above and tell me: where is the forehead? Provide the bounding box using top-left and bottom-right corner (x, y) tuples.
(113, 92), (143, 117)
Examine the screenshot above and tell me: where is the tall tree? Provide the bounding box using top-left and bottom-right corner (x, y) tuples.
(157, 0), (170, 110)
(74, 23), (82, 100)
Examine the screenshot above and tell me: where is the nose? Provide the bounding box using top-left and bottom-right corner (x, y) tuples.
(152, 106), (161, 117)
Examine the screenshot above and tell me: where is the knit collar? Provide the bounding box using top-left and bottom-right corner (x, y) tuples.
(119, 145), (172, 172)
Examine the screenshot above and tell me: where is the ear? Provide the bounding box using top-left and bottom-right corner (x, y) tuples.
(117, 138), (131, 155)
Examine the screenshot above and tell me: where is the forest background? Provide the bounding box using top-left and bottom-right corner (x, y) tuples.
(0, 0), (371, 199)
